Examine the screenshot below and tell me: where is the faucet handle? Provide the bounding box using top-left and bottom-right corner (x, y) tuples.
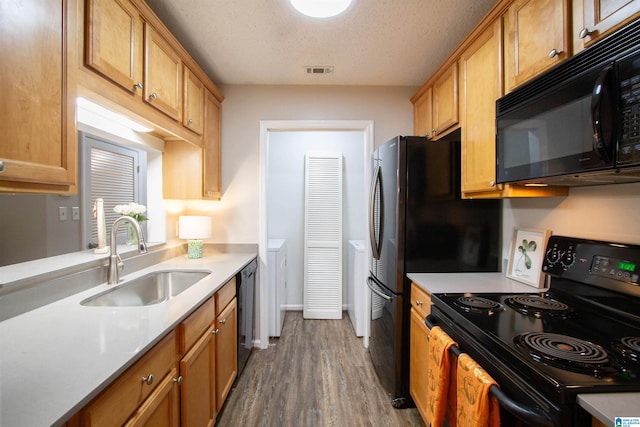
(116, 254), (124, 271)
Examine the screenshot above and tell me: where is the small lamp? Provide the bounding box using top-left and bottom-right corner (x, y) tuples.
(179, 216), (212, 259)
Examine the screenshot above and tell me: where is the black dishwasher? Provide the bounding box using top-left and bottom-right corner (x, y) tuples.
(236, 258), (257, 378)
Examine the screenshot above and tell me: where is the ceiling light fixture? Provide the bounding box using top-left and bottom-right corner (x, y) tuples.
(289, 0), (353, 18)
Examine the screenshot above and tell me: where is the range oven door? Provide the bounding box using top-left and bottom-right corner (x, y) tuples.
(427, 307), (586, 427)
(496, 63), (616, 185)
(367, 275), (403, 400)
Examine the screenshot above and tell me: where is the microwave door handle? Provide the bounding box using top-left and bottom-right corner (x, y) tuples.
(369, 165), (383, 260)
(590, 65), (615, 163)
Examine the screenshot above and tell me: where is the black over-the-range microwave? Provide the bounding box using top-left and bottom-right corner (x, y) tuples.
(496, 20), (640, 186)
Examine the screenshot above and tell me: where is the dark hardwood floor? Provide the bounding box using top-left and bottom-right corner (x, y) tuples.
(217, 311), (424, 426)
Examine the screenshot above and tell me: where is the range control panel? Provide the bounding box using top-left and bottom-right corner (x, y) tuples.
(542, 236), (640, 286)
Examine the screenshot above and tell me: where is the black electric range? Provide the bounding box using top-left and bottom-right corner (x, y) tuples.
(428, 236), (640, 426)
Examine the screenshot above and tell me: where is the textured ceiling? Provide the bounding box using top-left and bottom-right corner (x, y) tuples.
(144, 0), (497, 86)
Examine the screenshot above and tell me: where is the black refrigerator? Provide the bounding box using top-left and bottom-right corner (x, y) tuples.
(367, 134), (501, 408)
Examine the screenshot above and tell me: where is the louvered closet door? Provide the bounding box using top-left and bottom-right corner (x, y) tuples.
(303, 153), (343, 320)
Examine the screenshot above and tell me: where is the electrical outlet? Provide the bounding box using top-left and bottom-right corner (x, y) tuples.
(72, 207), (80, 221)
(59, 207), (68, 221)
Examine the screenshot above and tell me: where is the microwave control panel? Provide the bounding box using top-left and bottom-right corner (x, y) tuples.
(618, 51), (640, 164)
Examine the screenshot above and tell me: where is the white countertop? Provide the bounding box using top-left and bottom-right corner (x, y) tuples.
(407, 272), (640, 426)
(0, 249), (257, 427)
(407, 272), (547, 294)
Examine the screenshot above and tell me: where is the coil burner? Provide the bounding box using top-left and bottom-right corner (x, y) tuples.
(454, 296), (504, 315)
(614, 336), (640, 365)
(515, 332), (615, 376)
(505, 295), (571, 318)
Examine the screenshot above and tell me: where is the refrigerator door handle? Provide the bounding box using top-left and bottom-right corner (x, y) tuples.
(369, 164), (383, 260)
(367, 276), (392, 301)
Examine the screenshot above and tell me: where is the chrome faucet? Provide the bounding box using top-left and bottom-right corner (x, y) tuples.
(107, 216), (148, 284)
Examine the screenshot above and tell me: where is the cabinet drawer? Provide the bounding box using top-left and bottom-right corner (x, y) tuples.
(410, 283), (432, 319)
(216, 277), (236, 313)
(81, 331), (177, 427)
(180, 295), (216, 354)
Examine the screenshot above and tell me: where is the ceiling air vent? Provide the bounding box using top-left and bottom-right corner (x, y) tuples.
(305, 66), (334, 75)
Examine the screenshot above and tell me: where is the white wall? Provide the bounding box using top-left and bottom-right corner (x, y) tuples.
(267, 131), (365, 308)
(502, 182), (640, 264)
(209, 84), (416, 244)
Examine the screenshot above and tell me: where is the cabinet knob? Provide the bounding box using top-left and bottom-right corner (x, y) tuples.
(415, 300), (423, 306)
(141, 374), (154, 385)
(148, 92), (158, 101)
(220, 318), (227, 325)
(212, 329), (219, 335)
(133, 82), (143, 91)
(0, 161), (5, 172)
(548, 49), (561, 58)
(431, 128), (436, 136)
(489, 180), (495, 187)
(187, 118), (193, 124)
(173, 376), (183, 385)
(578, 28), (593, 39)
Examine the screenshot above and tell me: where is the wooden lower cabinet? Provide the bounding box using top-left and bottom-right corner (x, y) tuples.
(215, 297), (238, 412)
(125, 368), (180, 427)
(410, 307), (431, 425)
(179, 324), (216, 427)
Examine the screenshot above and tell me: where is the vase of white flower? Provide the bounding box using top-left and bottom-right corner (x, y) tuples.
(113, 202), (149, 245)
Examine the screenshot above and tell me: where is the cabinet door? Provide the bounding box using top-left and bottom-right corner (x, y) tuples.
(183, 66), (204, 135)
(85, 0), (144, 95)
(413, 87), (434, 137)
(162, 140), (203, 199)
(460, 20), (503, 195)
(215, 298), (237, 412)
(504, 0), (570, 92)
(433, 63), (459, 136)
(576, 0), (640, 50)
(0, 0), (77, 192)
(203, 89), (222, 199)
(144, 23), (182, 121)
(180, 325), (216, 427)
(124, 368), (180, 427)
(410, 307), (430, 425)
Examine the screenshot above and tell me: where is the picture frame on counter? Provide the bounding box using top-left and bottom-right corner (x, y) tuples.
(506, 227), (551, 288)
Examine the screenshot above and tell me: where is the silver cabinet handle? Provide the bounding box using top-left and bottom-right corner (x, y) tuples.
(187, 118), (193, 124)
(173, 376), (183, 385)
(548, 49), (561, 58)
(431, 128), (436, 136)
(141, 374), (154, 385)
(148, 92), (158, 101)
(212, 329), (219, 335)
(220, 318), (226, 325)
(0, 161), (5, 172)
(579, 28), (592, 39)
(415, 300), (423, 306)
(489, 180), (495, 187)
(133, 82), (143, 91)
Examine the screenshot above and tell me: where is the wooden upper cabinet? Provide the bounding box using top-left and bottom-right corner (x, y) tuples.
(0, 0), (77, 193)
(85, 0), (144, 96)
(574, 0), (640, 51)
(460, 19), (504, 195)
(203, 90), (222, 199)
(144, 23), (182, 121)
(413, 87), (433, 137)
(433, 63), (459, 136)
(504, 0), (571, 92)
(411, 62), (458, 140)
(183, 66), (205, 135)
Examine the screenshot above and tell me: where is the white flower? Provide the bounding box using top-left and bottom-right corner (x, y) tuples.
(113, 202), (148, 222)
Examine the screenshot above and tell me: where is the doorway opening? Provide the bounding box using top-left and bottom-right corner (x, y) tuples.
(258, 120), (374, 349)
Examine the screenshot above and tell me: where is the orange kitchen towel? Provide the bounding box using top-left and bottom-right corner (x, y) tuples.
(426, 326), (458, 426)
(456, 353), (500, 427)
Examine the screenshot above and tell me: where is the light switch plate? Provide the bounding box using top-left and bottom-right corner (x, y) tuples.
(72, 207), (80, 221)
(59, 207), (68, 221)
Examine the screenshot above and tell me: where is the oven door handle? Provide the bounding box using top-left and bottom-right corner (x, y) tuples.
(425, 315), (555, 427)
